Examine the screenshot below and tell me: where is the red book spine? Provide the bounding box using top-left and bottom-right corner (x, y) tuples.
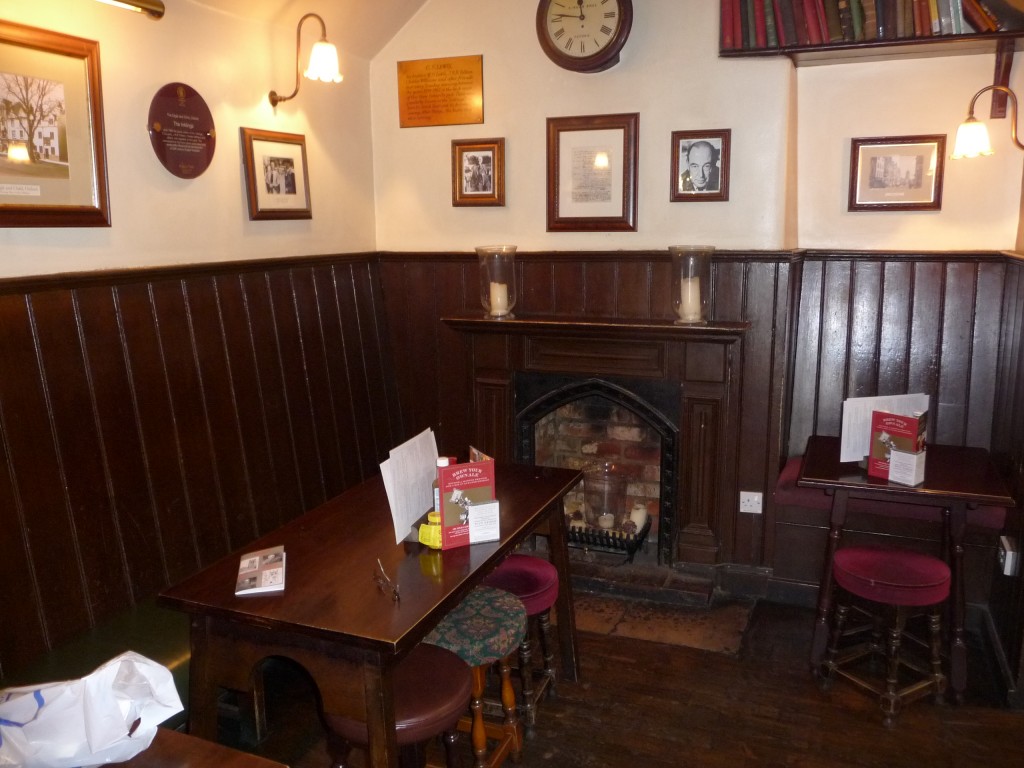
(734, 0), (745, 46)
(813, 0), (832, 39)
(722, 0), (737, 48)
(754, 0), (769, 45)
(802, 0), (825, 41)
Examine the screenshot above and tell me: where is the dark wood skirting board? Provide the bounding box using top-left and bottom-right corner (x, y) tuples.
(2, 248), (1023, 702)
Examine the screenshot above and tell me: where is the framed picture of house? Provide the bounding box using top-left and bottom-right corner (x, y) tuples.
(546, 112), (638, 232)
(451, 137), (505, 206)
(670, 129), (730, 202)
(0, 20), (110, 227)
(240, 128), (311, 221)
(848, 135), (946, 212)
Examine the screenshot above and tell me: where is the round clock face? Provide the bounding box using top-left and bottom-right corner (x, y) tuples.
(536, 0), (633, 73)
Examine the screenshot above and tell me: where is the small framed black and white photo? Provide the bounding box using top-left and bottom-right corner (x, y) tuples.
(240, 128), (311, 221)
(848, 134), (945, 212)
(452, 138), (505, 206)
(670, 129), (730, 203)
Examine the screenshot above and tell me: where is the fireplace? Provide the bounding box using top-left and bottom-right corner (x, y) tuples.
(442, 314), (749, 567)
(515, 372), (679, 565)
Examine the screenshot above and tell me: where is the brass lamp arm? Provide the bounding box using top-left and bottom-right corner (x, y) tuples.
(966, 85), (1024, 151)
(269, 13), (327, 108)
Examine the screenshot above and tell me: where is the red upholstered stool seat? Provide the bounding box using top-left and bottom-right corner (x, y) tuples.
(821, 546), (950, 728)
(833, 547), (951, 607)
(322, 644), (471, 768)
(482, 554), (560, 731)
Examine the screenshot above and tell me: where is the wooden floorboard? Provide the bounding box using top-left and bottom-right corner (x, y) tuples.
(214, 601), (1024, 768)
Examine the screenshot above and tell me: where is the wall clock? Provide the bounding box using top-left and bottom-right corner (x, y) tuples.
(536, 0), (633, 73)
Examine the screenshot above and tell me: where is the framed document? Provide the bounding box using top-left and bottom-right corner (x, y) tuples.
(240, 128), (311, 221)
(546, 113), (638, 232)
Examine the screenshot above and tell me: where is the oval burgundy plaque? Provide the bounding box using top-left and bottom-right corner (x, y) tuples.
(147, 82), (216, 179)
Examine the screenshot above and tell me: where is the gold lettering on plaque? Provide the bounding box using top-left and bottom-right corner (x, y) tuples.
(397, 55), (483, 128)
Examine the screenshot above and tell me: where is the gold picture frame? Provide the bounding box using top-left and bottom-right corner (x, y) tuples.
(452, 138), (505, 207)
(0, 20), (110, 227)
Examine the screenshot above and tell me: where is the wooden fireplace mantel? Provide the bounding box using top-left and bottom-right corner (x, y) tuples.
(443, 313), (751, 566)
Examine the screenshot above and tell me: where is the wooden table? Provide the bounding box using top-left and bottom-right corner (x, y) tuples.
(798, 434), (1014, 702)
(159, 463), (582, 768)
(124, 728), (286, 768)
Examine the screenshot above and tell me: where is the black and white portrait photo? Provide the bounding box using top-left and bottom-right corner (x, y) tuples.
(263, 156), (297, 196)
(461, 151), (493, 195)
(670, 129), (731, 203)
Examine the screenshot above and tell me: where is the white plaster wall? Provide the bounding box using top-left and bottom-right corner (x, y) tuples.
(370, 0), (794, 252)
(372, 0), (1024, 253)
(0, 0), (376, 278)
(797, 54), (1024, 250)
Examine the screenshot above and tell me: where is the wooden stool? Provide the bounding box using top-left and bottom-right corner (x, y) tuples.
(425, 585), (527, 768)
(321, 643), (471, 768)
(820, 546), (950, 728)
(482, 553), (560, 731)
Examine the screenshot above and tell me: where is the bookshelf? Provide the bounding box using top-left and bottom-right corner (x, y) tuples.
(720, 1), (1024, 67)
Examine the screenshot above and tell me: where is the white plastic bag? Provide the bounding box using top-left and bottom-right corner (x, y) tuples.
(0, 651), (183, 767)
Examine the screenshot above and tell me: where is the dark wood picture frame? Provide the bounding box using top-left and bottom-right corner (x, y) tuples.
(451, 137), (505, 206)
(670, 129), (731, 203)
(848, 134), (946, 212)
(0, 20), (110, 227)
(240, 128), (312, 221)
(546, 112), (638, 232)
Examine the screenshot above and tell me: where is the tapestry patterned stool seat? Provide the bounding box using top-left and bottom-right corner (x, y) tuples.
(482, 553), (560, 731)
(820, 546), (950, 728)
(321, 643), (471, 768)
(425, 585), (527, 768)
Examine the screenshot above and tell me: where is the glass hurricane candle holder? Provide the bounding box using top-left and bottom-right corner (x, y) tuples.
(670, 245), (713, 325)
(477, 245), (517, 319)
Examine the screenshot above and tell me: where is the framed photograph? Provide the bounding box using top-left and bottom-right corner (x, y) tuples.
(452, 138), (504, 206)
(546, 113), (638, 232)
(0, 20), (110, 227)
(240, 128), (312, 220)
(670, 129), (730, 203)
(848, 135), (946, 212)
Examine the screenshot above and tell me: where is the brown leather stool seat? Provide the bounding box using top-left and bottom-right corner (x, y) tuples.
(322, 643), (472, 768)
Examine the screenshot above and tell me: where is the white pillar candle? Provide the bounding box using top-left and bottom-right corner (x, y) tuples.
(489, 281), (509, 316)
(679, 276), (701, 322)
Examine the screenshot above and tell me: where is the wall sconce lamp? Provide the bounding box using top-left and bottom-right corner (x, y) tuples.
(952, 85), (1024, 159)
(93, 0), (165, 19)
(268, 13), (343, 108)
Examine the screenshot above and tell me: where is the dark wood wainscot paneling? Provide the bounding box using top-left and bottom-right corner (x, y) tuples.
(0, 256), (401, 678)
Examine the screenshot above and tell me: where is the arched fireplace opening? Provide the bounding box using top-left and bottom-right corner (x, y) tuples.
(515, 373), (679, 565)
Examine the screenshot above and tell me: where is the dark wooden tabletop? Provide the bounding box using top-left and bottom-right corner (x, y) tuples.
(124, 728), (286, 767)
(798, 434), (1014, 507)
(159, 463), (582, 656)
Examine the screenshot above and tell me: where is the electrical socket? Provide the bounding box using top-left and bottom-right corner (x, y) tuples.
(1000, 535), (1019, 577)
(739, 491), (763, 514)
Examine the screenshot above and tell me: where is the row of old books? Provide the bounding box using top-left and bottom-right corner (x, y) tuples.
(721, 0), (1024, 51)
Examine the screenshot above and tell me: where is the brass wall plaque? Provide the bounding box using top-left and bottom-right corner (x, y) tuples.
(397, 55), (483, 128)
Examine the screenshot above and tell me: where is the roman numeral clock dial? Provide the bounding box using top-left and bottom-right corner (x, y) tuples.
(536, 0), (633, 73)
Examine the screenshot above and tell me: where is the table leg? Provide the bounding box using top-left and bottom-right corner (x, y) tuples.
(186, 617), (218, 740)
(948, 502), (968, 704)
(545, 500), (580, 683)
(810, 489), (848, 673)
(359, 659), (400, 768)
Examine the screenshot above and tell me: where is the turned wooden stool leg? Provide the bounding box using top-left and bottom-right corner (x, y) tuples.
(498, 655), (522, 761)
(881, 607), (907, 729)
(516, 625), (536, 729)
(928, 607), (947, 705)
(470, 665), (488, 768)
(537, 610), (557, 698)
(821, 600), (850, 688)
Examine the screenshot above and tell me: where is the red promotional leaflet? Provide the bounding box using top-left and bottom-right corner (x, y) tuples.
(437, 456), (497, 549)
(867, 409), (927, 480)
